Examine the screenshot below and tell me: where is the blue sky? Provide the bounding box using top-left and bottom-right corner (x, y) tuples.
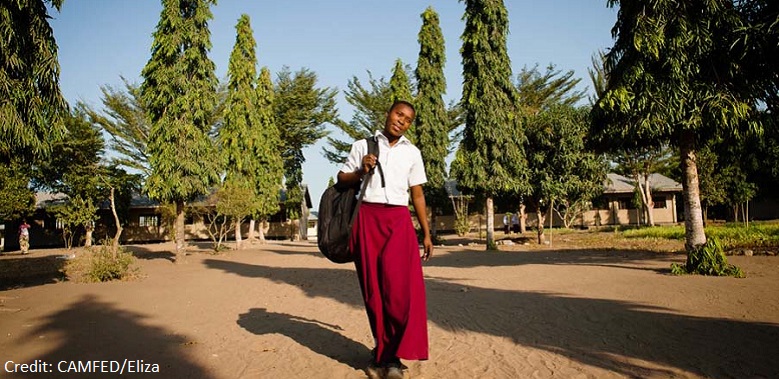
(49, 0), (618, 208)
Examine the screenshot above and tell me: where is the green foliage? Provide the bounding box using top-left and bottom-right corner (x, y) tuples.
(65, 243), (137, 283)
(414, 6), (452, 215)
(50, 196), (98, 249)
(85, 79), (150, 176)
(252, 67), (285, 220)
(670, 238), (744, 277)
(623, 223), (779, 250)
(323, 72), (392, 164)
(141, 0), (220, 205)
(220, 16), (283, 224)
(273, 66), (336, 206)
(33, 107), (104, 200)
(0, 0), (68, 161)
(516, 63), (585, 115)
(525, 105), (607, 225)
(0, 161), (36, 221)
(451, 0), (528, 197)
(594, 0), (764, 252)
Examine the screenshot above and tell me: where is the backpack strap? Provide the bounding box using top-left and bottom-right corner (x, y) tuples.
(348, 136), (384, 228)
(366, 136), (385, 188)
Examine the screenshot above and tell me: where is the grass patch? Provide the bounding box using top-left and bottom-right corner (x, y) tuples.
(622, 222), (779, 251)
(64, 244), (139, 283)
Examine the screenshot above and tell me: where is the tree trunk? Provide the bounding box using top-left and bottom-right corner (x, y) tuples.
(258, 220), (267, 243)
(680, 132), (707, 252)
(110, 187), (123, 258)
(519, 203), (527, 234)
(643, 174), (655, 226)
(548, 199), (554, 247)
(248, 219), (256, 241)
(486, 197), (495, 250)
(84, 226), (93, 248)
(536, 201), (546, 244)
(175, 200), (186, 263)
(235, 219), (242, 250)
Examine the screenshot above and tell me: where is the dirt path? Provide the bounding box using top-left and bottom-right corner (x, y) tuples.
(1, 235), (778, 378)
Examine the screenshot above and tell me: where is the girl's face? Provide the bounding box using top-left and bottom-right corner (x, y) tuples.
(384, 103), (415, 138)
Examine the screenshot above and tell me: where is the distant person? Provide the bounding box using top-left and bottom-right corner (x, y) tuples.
(18, 219), (30, 254)
(503, 213), (510, 234)
(511, 212), (520, 233)
(337, 100), (432, 379)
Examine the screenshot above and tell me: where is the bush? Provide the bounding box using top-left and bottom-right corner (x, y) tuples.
(64, 244), (138, 283)
(670, 238), (744, 278)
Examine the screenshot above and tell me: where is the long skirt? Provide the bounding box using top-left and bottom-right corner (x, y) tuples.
(350, 202), (429, 363)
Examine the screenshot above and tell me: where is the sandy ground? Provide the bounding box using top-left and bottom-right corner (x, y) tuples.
(1, 232), (778, 379)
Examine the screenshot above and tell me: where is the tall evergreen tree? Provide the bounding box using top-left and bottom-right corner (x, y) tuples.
(414, 6), (451, 239)
(451, 0), (528, 250)
(592, 0), (759, 254)
(251, 67), (284, 242)
(0, 0), (68, 162)
(141, 0), (220, 260)
(219, 14), (263, 249)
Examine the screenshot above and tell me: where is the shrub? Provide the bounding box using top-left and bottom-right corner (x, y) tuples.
(64, 243), (138, 283)
(670, 238), (745, 278)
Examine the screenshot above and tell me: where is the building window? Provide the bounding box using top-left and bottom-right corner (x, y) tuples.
(139, 215), (160, 227)
(618, 199), (637, 210)
(55, 218), (65, 230)
(653, 197), (667, 209)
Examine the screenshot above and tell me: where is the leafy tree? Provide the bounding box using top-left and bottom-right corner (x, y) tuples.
(34, 107), (105, 247)
(86, 79), (150, 176)
(0, 0), (68, 162)
(414, 6), (451, 239)
(593, 0), (760, 256)
(220, 15), (262, 248)
(525, 105), (607, 243)
(451, 0), (529, 250)
(610, 145), (675, 226)
(247, 67), (285, 242)
(323, 72), (393, 164)
(273, 67), (336, 239)
(516, 62), (587, 232)
(516, 64), (586, 115)
(0, 162), (36, 221)
(140, 0), (220, 260)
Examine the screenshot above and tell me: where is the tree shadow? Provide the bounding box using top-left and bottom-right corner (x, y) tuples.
(237, 307), (371, 370)
(123, 245), (176, 261)
(204, 257), (779, 378)
(204, 259), (362, 307)
(0, 255), (67, 290)
(11, 294), (216, 379)
(426, 247), (681, 272)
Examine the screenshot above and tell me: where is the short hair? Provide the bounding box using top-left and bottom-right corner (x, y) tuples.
(389, 100), (415, 115)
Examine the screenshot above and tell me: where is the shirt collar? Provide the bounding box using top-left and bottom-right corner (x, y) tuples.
(374, 130), (411, 146)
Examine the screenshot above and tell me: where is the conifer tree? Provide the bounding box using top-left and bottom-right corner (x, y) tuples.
(451, 0), (528, 250)
(141, 0), (220, 260)
(219, 14), (270, 248)
(414, 6), (451, 239)
(1, 0), (68, 162)
(251, 67), (284, 242)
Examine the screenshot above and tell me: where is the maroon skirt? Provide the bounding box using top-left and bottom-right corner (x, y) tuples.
(350, 202), (429, 363)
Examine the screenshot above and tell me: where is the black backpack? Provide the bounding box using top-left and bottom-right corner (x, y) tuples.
(317, 136), (384, 263)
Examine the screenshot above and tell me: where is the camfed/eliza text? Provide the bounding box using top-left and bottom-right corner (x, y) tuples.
(5, 359), (160, 374)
